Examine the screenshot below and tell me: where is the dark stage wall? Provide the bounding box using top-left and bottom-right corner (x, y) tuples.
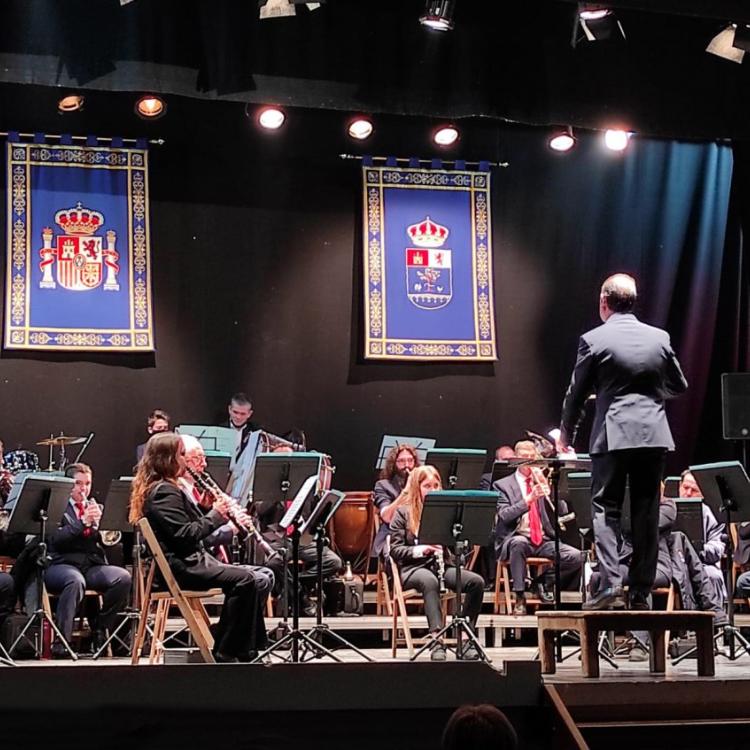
(0, 86), (744, 495)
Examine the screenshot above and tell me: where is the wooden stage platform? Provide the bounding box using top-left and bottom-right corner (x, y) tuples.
(5, 613), (750, 750)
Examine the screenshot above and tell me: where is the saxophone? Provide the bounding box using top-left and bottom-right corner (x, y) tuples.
(434, 547), (447, 594)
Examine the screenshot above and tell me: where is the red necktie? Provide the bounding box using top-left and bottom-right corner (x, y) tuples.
(525, 475), (543, 546)
(75, 502), (92, 537)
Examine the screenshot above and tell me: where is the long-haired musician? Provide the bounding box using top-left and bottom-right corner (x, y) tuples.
(129, 432), (273, 662)
(389, 465), (485, 661)
(371, 444), (420, 559)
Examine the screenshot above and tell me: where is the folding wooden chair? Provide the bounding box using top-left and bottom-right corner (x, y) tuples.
(131, 518), (222, 664)
(493, 557), (553, 614)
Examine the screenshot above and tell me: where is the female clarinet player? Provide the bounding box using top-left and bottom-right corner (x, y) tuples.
(388, 465), (485, 661)
(129, 432), (274, 662)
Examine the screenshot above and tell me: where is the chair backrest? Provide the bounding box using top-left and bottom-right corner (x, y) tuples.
(138, 518), (187, 603)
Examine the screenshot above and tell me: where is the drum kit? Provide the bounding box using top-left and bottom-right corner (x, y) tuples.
(2, 433), (88, 478)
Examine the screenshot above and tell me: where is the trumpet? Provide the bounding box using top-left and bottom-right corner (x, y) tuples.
(529, 467), (575, 531)
(188, 467), (276, 560)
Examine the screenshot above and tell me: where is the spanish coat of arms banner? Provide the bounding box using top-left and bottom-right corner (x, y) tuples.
(362, 161), (496, 361)
(4, 136), (154, 351)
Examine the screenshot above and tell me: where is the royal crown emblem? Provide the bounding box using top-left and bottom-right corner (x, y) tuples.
(38, 202), (119, 292)
(405, 216), (452, 310)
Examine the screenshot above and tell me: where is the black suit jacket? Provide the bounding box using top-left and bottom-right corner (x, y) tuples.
(144, 481), (226, 580)
(560, 313), (688, 454)
(492, 473), (557, 559)
(371, 476), (404, 557)
(389, 506), (448, 576)
(49, 501), (107, 571)
(736, 522), (750, 567)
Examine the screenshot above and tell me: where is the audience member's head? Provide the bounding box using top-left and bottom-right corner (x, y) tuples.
(442, 704), (518, 750)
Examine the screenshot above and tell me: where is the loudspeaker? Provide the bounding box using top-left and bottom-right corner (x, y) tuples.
(721, 373), (750, 439)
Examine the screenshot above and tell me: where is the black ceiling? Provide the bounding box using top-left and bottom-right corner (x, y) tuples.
(0, 0), (749, 140)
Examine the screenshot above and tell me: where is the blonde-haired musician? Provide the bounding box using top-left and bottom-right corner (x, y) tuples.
(389, 465), (485, 661)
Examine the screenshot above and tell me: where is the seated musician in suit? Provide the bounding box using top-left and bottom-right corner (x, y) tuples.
(130, 432), (273, 662)
(0, 571), (14, 626)
(45, 463), (132, 658)
(389, 465), (485, 661)
(371, 444), (420, 560)
(735, 523), (750, 599)
(678, 470), (727, 608)
(492, 440), (582, 615)
(256, 443), (342, 616)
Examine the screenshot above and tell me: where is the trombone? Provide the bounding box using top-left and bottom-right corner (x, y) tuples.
(529, 467), (575, 531)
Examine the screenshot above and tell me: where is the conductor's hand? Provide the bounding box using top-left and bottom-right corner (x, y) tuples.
(555, 437), (572, 456)
(213, 496), (232, 520)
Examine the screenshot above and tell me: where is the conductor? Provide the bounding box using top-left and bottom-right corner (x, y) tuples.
(556, 274), (688, 610)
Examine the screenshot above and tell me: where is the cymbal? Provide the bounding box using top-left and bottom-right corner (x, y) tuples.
(36, 435), (86, 446)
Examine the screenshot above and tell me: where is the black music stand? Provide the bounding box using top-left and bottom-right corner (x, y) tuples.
(410, 491), (496, 662)
(673, 499), (705, 553)
(674, 461), (750, 663)
(489, 460), (516, 487)
(7, 475), (76, 660)
(92, 478), (137, 659)
(204, 451), (231, 491)
(253, 475), (337, 664)
(251, 453), (324, 638)
(299, 489), (374, 663)
(426, 449), (487, 490)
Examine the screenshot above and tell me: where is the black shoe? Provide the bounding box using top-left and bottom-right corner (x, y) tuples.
(301, 595), (317, 618)
(213, 650), (239, 663)
(582, 586), (626, 611)
(51, 641), (73, 660)
(430, 642), (447, 662)
(458, 642), (481, 661)
(628, 591), (650, 611)
(513, 595), (528, 616)
(91, 629), (108, 654)
(536, 582), (555, 605)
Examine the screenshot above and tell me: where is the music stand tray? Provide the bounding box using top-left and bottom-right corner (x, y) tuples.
(426, 449), (487, 490)
(489, 460), (516, 487)
(252, 453), (323, 514)
(673, 499), (705, 552)
(6, 475), (76, 661)
(204, 451), (232, 491)
(412, 490), (496, 662)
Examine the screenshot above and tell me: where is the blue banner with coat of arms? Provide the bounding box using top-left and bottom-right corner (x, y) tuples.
(4, 136), (154, 351)
(363, 161), (496, 361)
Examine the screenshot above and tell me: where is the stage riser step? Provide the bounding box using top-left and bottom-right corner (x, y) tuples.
(580, 723), (750, 750)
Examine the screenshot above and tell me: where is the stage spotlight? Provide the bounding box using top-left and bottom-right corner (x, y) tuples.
(257, 106), (286, 130)
(57, 94), (84, 113)
(706, 24), (746, 64)
(604, 129), (631, 151)
(548, 127), (576, 152)
(577, 4), (625, 43)
(347, 117), (373, 140)
(135, 94), (166, 119)
(419, 0), (455, 32)
(433, 125), (459, 146)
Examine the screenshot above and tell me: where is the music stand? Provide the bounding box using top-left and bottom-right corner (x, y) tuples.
(489, 460), (516, 487)
(299, 489), (374, 663)
(6, 475), (76, 660)
(664, 476), (681, 499)
(410, 490), (496, 662)
(680, 461), (750, 661)
(92, 478), (137, 659)
(250, 453), (324, 638)
(254, 475), (337, 664)
(204, 451), (231, 491)
(673, 499), (705, 553)
(426, 449), (487, 490)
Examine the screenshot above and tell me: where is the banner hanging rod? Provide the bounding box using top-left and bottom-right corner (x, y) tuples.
(0, 131), (165, 145)
(339, 154), (508, 168)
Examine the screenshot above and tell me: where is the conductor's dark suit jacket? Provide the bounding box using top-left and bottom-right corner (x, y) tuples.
(144, 481), (227, 584)
(560, 313), (688, 453)
(492, 473), (559, 560)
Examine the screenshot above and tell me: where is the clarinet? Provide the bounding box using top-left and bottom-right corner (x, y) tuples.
(434, 547), (447, 594)
(188, 468), (277, 560)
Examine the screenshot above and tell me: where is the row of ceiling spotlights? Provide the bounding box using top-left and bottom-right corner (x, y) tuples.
(57, 92), (631, 151)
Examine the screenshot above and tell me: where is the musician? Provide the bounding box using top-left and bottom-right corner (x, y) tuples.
(226, 392), (259, 462)
(178, 435), (235, 556)
(479, 445), (515, 491)
(136, 409), (171, 463)
(258, 443), (342, 616)
(371, 444), (420, 559)
(389, 465), (485, 661)
(557, 274), (688, 610)
(129, 433), (273, 662)
(45, 463), (132, 657)
(0, 571), (13, 626)
(735, 523), (750, 599)
(492, 440), (582, 615)
(678, 470), (727, 607)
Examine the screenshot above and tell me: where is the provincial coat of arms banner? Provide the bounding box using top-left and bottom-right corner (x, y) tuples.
(4, 136), (154, 351)
(362, 161), (496, 361)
